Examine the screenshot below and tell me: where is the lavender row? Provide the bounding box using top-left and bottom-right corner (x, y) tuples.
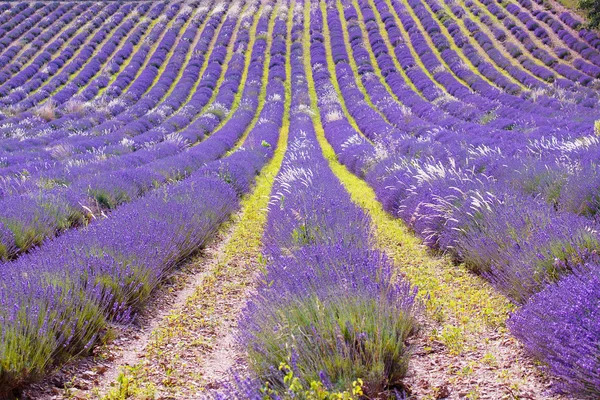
(468, 0), (600, 88)
(559, 9), (600, 52)
(0, 1), (167, 120)
(0, 2), (47, 55)
(345, 0), (515, 135)
(385, 0), (599, 120)
(0, 2), (290, 390)
(0, 2), (66, 68)
(0, 3), (184, 169)
(329, 0), (596, 155)
(441, 0), (551, 90)
(0, 3), (110, 97)
(0, 1), (269, 261)
(220, 6), (417, 395)
(0, 3), (243, 203)
(0, 1), (159, 130)
(307, 2), (600, 394)
(315, 43), (600, 298)
(1, 4), (199, 148)
(5, 2), (249, 191)
(469, 0), (578, 83)
(0, 3), (92, 84)
(398, 0), (599, 116)
(0, 3), (129, 111)
(0, 1), (215, 164)
(351, 0), (597, 138)
(515, 0), (600, 71)
(0, 157), (239, 396)
(0, 3), (31, 36)
(0, 3), (178, 147)
(372, 0), (598, 135)
(336, 0), (567, 144)
(46, 4), (155, 108)
(1, 0), (580, 170)
(0, 5), (289, 393)
(437, 0), (600, 107)
(322, 55), (600, 399)
(8, 3), (143, 111)
(505, 0), (600, 78)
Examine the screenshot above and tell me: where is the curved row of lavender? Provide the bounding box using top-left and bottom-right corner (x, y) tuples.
(1, 0), (600, 397)
(0, 0), (597, 262)
(0, 0), (293, 394)
(216, 5), (417, 396)
(306, 0), (600, 397)
(0, 0), (247, 259)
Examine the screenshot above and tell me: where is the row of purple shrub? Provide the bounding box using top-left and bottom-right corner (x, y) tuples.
(0, 0), (293, 394)
(1, 0), (600, 396)
(0, 1), (256, 260)
(215, 4), (418, 398)
(309, 0), (600, 396)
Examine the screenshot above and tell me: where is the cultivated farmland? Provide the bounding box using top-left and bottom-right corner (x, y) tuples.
(1, 0), (600, 398)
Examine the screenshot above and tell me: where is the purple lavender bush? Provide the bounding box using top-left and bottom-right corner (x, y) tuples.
(0, 174), (238, 394)
(509, 265), (600, 398)
(230, 36), (419, 393)
(238, 244), (418, 397)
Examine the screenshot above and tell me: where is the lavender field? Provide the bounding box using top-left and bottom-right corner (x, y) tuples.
(1, 0), (600, 398)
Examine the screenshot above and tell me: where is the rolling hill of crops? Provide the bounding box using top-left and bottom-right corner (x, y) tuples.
(1, 0), (600, 398)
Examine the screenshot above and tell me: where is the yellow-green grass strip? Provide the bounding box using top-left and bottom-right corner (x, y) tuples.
(315, 0), (373, 144)
(102, 3), (293, 394)
(304, 0), (512, 333)
(102, 22), (292, 393)
(115, 127), (290, 398)
(305, 3), (561, 394)
(227, 3), (282, 154)
(555, 0), (579, 10)
(101, 117), (290, 396)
